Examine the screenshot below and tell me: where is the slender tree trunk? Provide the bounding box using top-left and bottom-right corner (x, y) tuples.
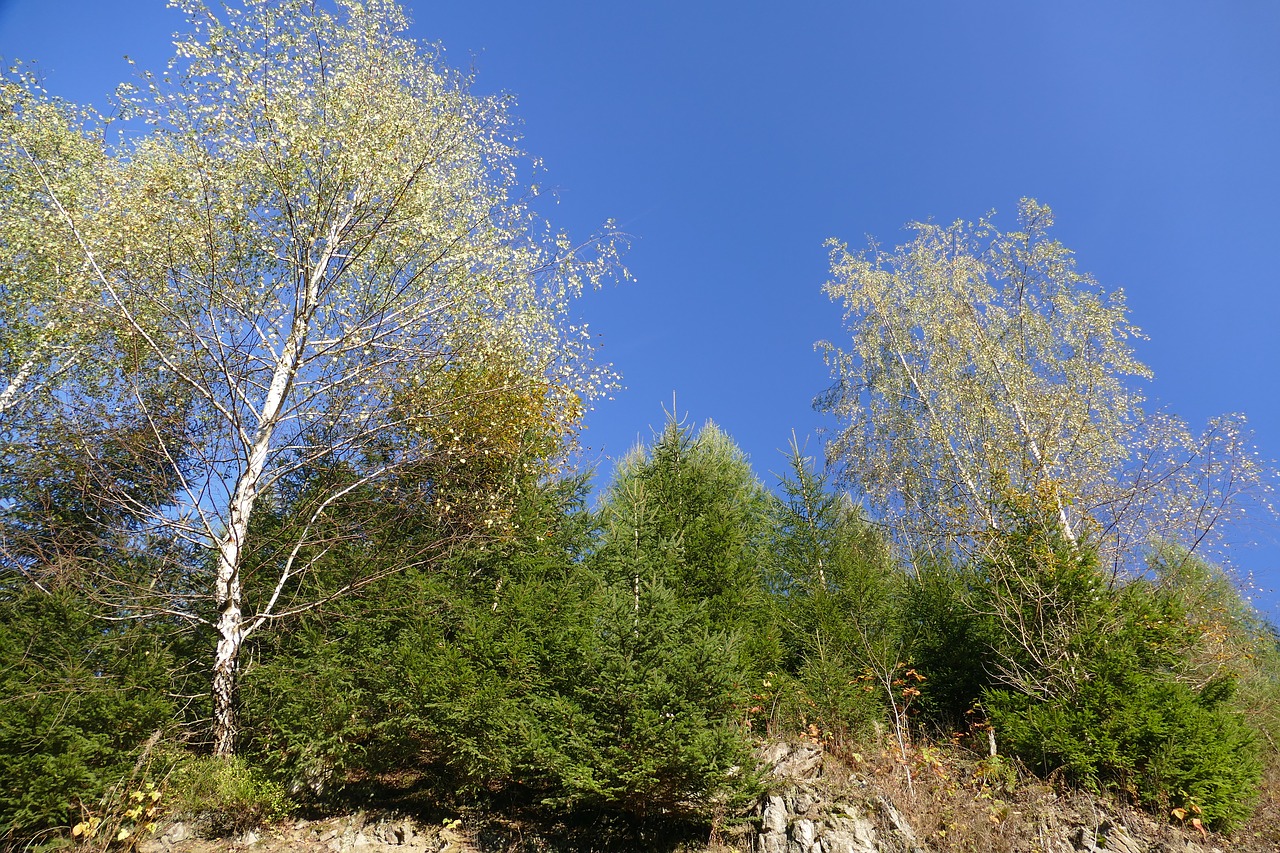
(867, 293), (996, 534)
(211, 603), (242, 758)
(962, 302), (1078, 546)
(0, 352), (39, 416)
(206, 243), (332, 757)
(209, 411), (286, 757)
(212, 494), (251, 758)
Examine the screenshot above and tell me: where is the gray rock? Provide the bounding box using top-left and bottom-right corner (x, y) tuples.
(168, 821), (189, 843)
(875, 796), (922, 853)
(763, 794), (789, 834)
(791, 787), (818, 815)
(758, 831), (788, 853)
(762, 742), (825, 780)
(789, 817), (817, 853)
(819, 817), (878, 853)
(1100, 824), (1142, 853)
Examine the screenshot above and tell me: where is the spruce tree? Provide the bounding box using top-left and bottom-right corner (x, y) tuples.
(595, 417), (774, 655)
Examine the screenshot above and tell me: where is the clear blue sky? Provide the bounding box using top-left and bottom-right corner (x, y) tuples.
(2, 1), (1278, 612)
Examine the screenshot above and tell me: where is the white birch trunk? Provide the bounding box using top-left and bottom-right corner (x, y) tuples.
(209, 241), (333, 756)
(211, 548), (244, 758)
(0, 352), (39, 416)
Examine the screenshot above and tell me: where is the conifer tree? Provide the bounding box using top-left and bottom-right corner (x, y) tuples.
(596, 417), (772, 636)
(769, 441), (907, 748)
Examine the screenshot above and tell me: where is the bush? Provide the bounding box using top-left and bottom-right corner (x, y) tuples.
(903, 558), (998, 729)
(987, 675), (1259, 829)
(767, 445), (906, 743)
(241, 476), (759, 828)
(521, 579), (758, 819)
(168, 756), (292, 835)
(595, 419), (777, 670)
(967, 508), (1263, 830)
(0, 587), (176, 840)
(769, 652), (883, 747)
(899, 494), (1269, 830)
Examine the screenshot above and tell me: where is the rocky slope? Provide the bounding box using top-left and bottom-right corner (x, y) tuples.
(137, 742), (1253, 853)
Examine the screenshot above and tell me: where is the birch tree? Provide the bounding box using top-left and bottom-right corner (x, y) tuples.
(0, 69), (110, 424)
(0, 70), (173, 595)
(818, 199), (1274, 573)
(25, 0), (622, 756)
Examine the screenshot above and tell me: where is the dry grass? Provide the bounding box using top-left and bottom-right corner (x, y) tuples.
(815, 734), (1256, 853)
(1229, 756), (1280, 851)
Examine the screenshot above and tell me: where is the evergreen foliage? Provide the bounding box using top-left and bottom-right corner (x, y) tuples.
(521, 579), (755, 818)
(987, 673), (1260, 830)
(595, 419), (773, 641)
(2, 411), (1276, 840)
(4, 26), (1279, 839)
(241, 474), (758, 825)
(914, 501), (1265, 830)
(903, 558), (997, 728)
(0, 587), (178, 838)
(767, 443), (903, 742)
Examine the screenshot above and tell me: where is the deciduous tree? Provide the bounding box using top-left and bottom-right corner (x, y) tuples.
(22, 0), (622, 756)
(818, 199), (1274, 573)
(0, 71), (110, 423)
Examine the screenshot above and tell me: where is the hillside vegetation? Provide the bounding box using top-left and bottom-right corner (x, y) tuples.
(2, 0), (1278, 850)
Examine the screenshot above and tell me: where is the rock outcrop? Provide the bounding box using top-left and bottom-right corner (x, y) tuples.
(751, 743), (904, 853)
(748, 742), (1220, 853)
(138, 812), (470, 853)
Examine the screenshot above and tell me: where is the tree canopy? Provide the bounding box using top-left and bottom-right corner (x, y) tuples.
(2, 0), (624, 757)
(818, 199), (1275, 573)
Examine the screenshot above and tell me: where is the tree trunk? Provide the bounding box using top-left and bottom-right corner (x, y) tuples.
(211, 606), (242, 758)
(211, 505), (248, 758)
(206, 246), (328, 757)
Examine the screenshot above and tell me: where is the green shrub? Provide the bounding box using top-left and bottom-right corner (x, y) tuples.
(903, 558), (998, 729)
(594, 419), (777, 671)
(168, 757), (292, 834)
(521, 579), (758, 819)
(767, 445), (907, 741)
(769, 652), (882, 746)
(241, 475), (759, 827)
(968, 508), (1263, 830)
(0, 587), (176, 840)
(987, 675), (1260, 829)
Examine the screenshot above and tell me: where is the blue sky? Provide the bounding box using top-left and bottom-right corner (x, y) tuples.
(2, 1), (1278, 611)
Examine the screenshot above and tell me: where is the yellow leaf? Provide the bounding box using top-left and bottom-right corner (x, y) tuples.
(118, 827), (132, 841)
